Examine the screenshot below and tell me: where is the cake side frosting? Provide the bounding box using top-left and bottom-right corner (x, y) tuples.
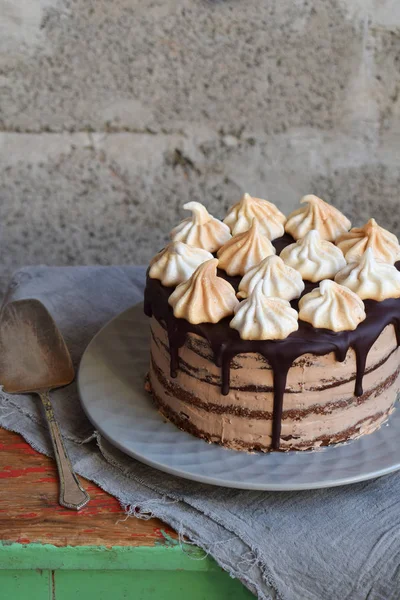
(149, 317), (400, 451)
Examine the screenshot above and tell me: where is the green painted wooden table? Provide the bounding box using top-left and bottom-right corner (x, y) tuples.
(0, 428), (254, 599)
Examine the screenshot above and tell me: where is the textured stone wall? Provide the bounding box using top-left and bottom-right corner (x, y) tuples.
(1, 0), (399, 285)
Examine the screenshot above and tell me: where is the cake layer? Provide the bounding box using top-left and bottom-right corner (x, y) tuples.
(149, 316), (400, 451)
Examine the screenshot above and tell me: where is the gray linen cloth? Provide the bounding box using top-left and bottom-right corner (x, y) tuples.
(1, 265), (400, 600)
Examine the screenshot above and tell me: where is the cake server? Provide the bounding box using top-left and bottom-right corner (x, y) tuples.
(0, 298), (90, 510)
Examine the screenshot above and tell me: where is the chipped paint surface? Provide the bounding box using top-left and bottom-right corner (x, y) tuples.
(0, 542), (212, 571)
(0, 465), (49, 479)
(0, 428), (177, 547)
(155, 530), (179, 548)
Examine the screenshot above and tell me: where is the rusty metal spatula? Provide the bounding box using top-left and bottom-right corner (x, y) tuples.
(0, 299), (90, 510)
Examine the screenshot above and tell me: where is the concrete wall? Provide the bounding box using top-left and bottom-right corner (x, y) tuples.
(1, 0), (399, 287)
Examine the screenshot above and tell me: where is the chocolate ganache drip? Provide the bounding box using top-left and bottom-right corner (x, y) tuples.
(144, 235), (400, 450)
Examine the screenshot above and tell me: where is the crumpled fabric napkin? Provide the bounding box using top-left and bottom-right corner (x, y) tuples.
(1, 265), (400, 600)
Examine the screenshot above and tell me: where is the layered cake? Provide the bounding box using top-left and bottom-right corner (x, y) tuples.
(144, 194), (400, 451)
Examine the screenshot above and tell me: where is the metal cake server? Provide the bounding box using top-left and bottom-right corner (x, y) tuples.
(0, 299), (90, 510)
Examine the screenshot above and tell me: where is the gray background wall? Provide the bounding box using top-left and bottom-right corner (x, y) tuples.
(1, 0), (399, 290)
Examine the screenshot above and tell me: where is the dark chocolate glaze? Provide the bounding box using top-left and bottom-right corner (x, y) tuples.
(144, 234), (400, 450)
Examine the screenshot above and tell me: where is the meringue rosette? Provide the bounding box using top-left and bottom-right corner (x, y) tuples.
(168, 259), (239, 324)
(285, 195), (351, 241)
(230, 281), (299, 340)
(334, 248), (400, 301)
(170, 201), (231, 252)
(223, 193), (286, 240)
(237, 255), (304, 300)
(299, 280), (366, 332)
(217, 219), (276, 276)
(149, 241), (213, 287)
(280, 229), (346, 282)
(336, 218), (400, 265)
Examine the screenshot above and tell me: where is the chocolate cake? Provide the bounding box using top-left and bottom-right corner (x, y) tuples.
(144, 194), (400, 451)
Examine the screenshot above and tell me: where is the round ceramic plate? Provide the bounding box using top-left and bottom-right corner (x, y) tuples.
(78, 303), (400, 491)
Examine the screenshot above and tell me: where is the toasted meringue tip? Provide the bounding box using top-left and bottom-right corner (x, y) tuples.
(285, 194), (351, 241)
(280, 229), (346, 282)
(237, 254), (305, 301)
(168, 257), (238, 324)
(149, 241), (214, 287)
(334, 248), (400, 301)
(299, 279), (366, 332)
(170, 201), (231, 252)
(230, 282), (299, 340)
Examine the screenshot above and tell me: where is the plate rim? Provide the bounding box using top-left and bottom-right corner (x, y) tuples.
(77, 303), (400, 491)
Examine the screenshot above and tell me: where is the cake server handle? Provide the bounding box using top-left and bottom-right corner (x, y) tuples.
(39, 390), (90, 510)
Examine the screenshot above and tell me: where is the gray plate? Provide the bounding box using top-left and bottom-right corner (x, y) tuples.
(78, 303), (400, 491)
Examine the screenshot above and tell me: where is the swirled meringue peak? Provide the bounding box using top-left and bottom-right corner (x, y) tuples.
(285, 195), (351, 241)
(217, 219), (276, 276)
(149, 241), (213, 287)
(336, 218), (400, 265)
(334, 248), (400, 301)
(280, 229), (346, 282)
(299, 280), (366, 332)
(170, 202), (231, 252)
(237, 255), (305, 300)
(168, 259), (239, 324)
(223, 192), (286, 240)
(230, 281), (299, 340)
